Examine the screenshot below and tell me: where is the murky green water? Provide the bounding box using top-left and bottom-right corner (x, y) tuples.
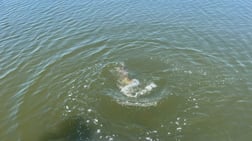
(1, 0), (252, 140)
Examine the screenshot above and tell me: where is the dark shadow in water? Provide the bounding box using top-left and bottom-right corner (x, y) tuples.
(40, 117), (92, 141)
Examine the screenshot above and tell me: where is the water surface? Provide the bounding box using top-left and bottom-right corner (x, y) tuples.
(1, 0), (252, 140)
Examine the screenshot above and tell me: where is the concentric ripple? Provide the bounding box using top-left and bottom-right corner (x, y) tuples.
(1, 0), (252, 140)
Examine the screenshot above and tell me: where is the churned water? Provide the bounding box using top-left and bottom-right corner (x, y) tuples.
(1, 0), (252, 140)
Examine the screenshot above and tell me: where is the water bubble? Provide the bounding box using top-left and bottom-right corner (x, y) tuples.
(105, 136), (114, 141)
(65, 105), (71, 112)
(175, 121), (179, 125)
(176, 127), (182, 132)
(184, 70), (192, 74)
(93, 118), (99, 124)
(96, 129), (101, 134)
(68, 92), (73, 96)
(65, 105), (69, 110)
(146, 137), (152, 141)
(87, 108), (92, 112)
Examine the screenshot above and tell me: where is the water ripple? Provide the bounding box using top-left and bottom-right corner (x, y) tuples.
(1, 0), (252, 140)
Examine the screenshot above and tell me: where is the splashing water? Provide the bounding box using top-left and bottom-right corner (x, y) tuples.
(113, 63), (157, 98)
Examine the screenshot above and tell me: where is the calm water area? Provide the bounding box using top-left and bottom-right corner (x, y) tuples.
(1, 0), (252, 140)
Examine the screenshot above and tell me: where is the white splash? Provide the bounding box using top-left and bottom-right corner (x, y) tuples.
(119, 78), (157, 97)
(120, 79), (140, 97)
(114, 63), (157, 98)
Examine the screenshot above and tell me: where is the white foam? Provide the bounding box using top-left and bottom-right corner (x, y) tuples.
(116, 100), (157, 107)
(136, 82), (157, 96)
(120, 81), (157, 97)
(120, 79), (140, 97)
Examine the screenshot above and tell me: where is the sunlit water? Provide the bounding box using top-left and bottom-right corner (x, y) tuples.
(1, 0), (252, 141)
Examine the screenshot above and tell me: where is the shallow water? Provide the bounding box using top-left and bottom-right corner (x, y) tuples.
(1, 0), (252, 140)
